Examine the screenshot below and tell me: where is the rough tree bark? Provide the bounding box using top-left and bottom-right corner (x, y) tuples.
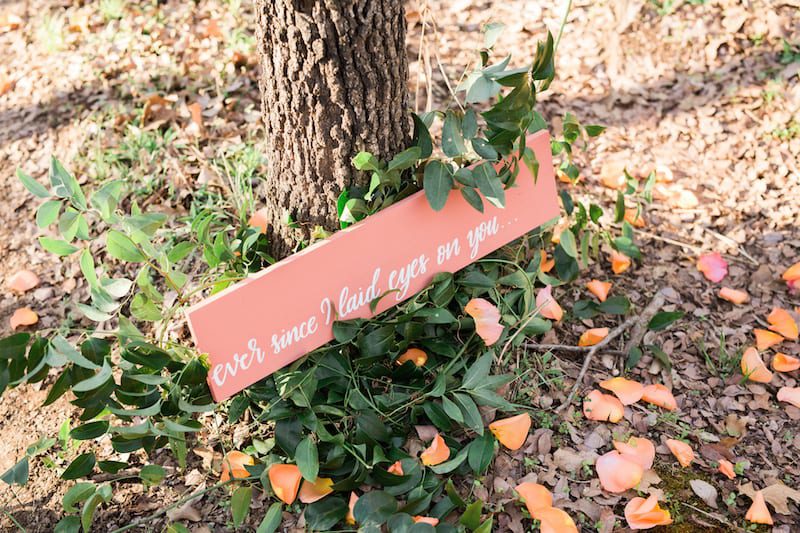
(255, 0), (410, 257)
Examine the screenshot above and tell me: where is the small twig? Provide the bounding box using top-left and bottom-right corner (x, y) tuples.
(677, 502), (743, 532)
(702, 227), (759, 266)
(622, 289), (668, 355)
(636, 230), (703, 253)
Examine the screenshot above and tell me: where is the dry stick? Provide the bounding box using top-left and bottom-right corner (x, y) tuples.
(702, 227), (759, 266)
(622, 288), (669, 355)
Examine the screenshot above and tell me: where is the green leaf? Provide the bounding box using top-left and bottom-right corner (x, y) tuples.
(648, 311), (684, 331)
(387, 147), (421, 172)
(473, 162), (505, 208)
(558, 230), (578, 258)
(412, 114), (433, 159)
(295, 437), (319, 482)
(106, 231), (145, 262)
(63, 482), (95, 513)
(423, 161), (453, 212)
(465, 73), (501, 104)
(18, 168), (50, 198)
(51, 335), (100, 370)
(460, 187), (484, 213)
(467, 432), (495, 474)
(452, 392), (483, 434)
(70, 421), (109, 441)
(442, 111), (467, 158)
(462, 353), (493, 390)
(585, 124), (605, 137)
(139, 464), (166, 486)
(353, 490), (397, 525)
(72, 360), (113, 392)
(598, 296), (630, 315)
(460, 500), (483, 530)
(304, 497), (348, 531)
(39, 237), (79, 256)
(37, 200), (61, 228)
(352, 152), (381, 172)
(62, 452), (96, 480)
(49, 158), (86, 209)
(54, 516), (81, 533)
(646, 344), (672, 370)
(483, 22), (505, 48)
(429, 445), (469, 475)
(256, 502), (284, 533)
(1, 457), (29, 486)
(81, 485), (111, 532)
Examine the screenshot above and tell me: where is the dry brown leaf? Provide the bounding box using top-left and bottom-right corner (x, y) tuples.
(738, 482), (800, 515)
(166, 501), (202, 522)
(689, 479), (719, 509)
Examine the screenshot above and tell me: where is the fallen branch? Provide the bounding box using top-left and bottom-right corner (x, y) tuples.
(524, 287), (669, 412)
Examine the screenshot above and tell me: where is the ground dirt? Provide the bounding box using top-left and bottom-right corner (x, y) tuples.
(0, 0), (798, 531)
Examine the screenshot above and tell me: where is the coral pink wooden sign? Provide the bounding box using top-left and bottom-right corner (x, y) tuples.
(187, 131), (559, 401)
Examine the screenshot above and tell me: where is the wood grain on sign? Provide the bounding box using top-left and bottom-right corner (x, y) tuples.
(187, 131), (559, 401)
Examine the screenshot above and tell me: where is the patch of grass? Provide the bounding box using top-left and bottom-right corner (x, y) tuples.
(780, 39), (800, 64)
(36, 13), (65, 54)
(770, 120), (800, 140)
(211, 142), (266, 223)
(697, 333), (741, 379)
(99, 0), (126, 22)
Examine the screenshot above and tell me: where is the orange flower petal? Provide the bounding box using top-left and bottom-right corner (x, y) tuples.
(247, 207), (270, 234)
(754, 329), (783, 351)
(346, 492), (358, 525)
(536, 285), (563, 322)
(718, 287), (748, 305)
(718, 459), (735, 480)
(413, 516), (440, 526)
(298, 477), (334, 504)
(515, 482), (553, 518)
(697, 252), (728, 282)
(624, 494), (673, 530)
(614, 437), (655, 470)
(767, 307), (799, 340)
(641, 384), (677, 411)
(624, 207), (646, 228)
(583, 389), (625, 423)
(745, 490), (774, 525)
(610, 250), (631, 274)
(268, 464), (303, 504)
(741, 347), (773, 383)
(586, 279), (612, 302)
(777, 386), (800, 408)
(397, 348), (427, 367)
(665, 439), (694, 467)
(782, 261), (800, 282)
(465, 298), (504, 346)
(578, 327), (609, 347)
(420, 433), (450, 466)
(772, 353), (800, 373)
(6, 270), (40, 293)
(489, 413), (531, 450)
(10, 307), (38, 330)
(789, 278), (800, 294)
(387, 460), (404, 476)
(596, 450), (644, 493)
(537, 506), (579, 533)
(220, 451), (254, 482)
(600, 377), (644, 405)
(539, 250), (555, 273)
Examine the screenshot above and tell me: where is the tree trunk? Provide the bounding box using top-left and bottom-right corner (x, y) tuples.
(255, 0), (410, 257)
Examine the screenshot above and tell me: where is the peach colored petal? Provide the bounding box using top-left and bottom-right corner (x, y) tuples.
(220, 451), (255, 482)
(745, 491), (773, 525)
(247, 207), (270, 234)
(515, 482), (553, 517)
(397, 348), (427, 367)
(665, 439), (694, 467)
(387, 460), (404, 476)
(596, 450), (644, 493)
(578, 327), (609, 347)
(298, 477), (334, 503)
(540, 250), (555, 273)
(346, 492), (358, 525)
(767, 307), (799, 340)
(536, 285), (563, 322)
(537, 506), (579, 533)
(624, 207), (646, 228)
(268, 464), (303, 504)
(624, 494), (673, 530)
(718, 459), (735, 480)
(489, 413), (531, 451)
(718, 287), (748, 305)
(586, 280), (612, 302)
(583, 389), (625, 423)
(6, 270), (39, 293)
(741, 347), (773, 383)
(420, 434), (450, 466)
(600, 377), (644, 405)
(777, 386), (800, 408)
(754, 328), (783, 351)
(782, 261), (800, 282)
(464, 298), (504, 346)
(697, 252), (728, 282)
(789, 278), (800, 294)
(641, 384), (677, 411)
(610, 250), (631, 274)
(772, 353), (800, 373)
(412, 516), (439, 526)
(614, 437), (656, 470)
(10, 307), (38, 330)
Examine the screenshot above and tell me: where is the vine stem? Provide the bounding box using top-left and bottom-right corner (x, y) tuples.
(553, 0), (574, 55)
